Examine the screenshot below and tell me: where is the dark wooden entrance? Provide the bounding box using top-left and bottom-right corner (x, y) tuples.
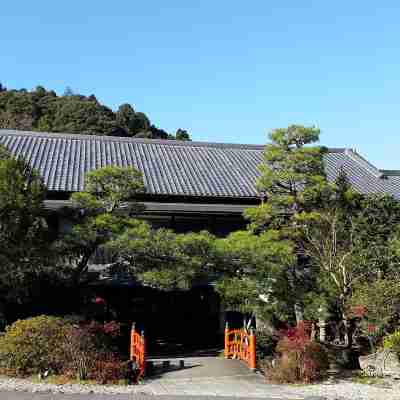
(92, 283), (221, 357)
(142, 286), (221, 356)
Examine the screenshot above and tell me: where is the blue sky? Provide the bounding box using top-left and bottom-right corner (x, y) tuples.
(1, 1), (400, 168)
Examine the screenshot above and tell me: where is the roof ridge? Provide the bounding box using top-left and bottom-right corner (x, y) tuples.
(380, 169), (400, 176)
(0, 130), (356, 154)
(344, 148), (383, 178)
(1, 129), (399, 198)
(0, 129), (265, 150)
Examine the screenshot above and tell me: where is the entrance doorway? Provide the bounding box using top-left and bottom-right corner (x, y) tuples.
(93, 284), (222, 357)
(142, 286), (221, 356)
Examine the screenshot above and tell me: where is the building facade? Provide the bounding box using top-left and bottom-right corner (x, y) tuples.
(2, 129), (400, 232)
(1, 129), (400, 352)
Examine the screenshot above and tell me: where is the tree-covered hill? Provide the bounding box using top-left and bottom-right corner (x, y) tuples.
(0, 84), (190, 140)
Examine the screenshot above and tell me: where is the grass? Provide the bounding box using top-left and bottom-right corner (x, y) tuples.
(351, 372), (385, 385)
(30, 374), (129, 386)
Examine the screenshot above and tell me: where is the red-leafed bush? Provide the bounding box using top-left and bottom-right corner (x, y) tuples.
(351, 305), (367, 318)
(62, 320), (124, 382)
(84, 320), (122, 352)
(265, 322), (328, 383)
(92, 353), (128, 384)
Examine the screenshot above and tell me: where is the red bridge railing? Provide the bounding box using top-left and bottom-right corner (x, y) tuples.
(224, 323), (256, 370)
(130, 323), (146, 378)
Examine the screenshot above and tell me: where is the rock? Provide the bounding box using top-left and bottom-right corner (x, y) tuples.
(359, 349), (400, 377)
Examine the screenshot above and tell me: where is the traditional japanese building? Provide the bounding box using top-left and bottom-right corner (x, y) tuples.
(1, 129), (399, 232)
(1, 129), (400, 353)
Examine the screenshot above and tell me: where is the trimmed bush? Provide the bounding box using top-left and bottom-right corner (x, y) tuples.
(0, 315), (70, 375)
(60, 320), (124, 383)
(0, 316), (126, 383)
(256, 329), (276, 360)
(265, 322), (329, 383)
(92, 354), (128, 384)
(384, 330), (400, 355)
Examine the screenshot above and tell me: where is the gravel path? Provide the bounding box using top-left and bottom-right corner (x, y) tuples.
(0, 395), (327, 400)
(1, 375), (400, 399)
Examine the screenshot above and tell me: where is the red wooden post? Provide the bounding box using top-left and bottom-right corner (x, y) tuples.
(141, 330), (146, 377)
(130, 322), (135, 360)
(248, 328), (256, 370)
(224, 322), (229, 358)
(240, 329), (244, 360)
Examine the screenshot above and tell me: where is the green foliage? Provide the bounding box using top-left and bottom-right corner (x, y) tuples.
(292, 172), (369, 342)
(244, 125), (400, 334)
(215, 277), (260, 313)
(384, 331), (400, 356)
(351, 195), (400, 277)
(303, 293), (331, 321)
(245, 125), (327, 322)
(116, 104), (151, 137)
(0, 316), (70, 375)
(0, 85), (191, 140)
(0, 156), (52, 302)
(175, 128), (191, 141)
(349, 279), (400, 336)
(216, 230), (295, 274)
(298, 177), (400, 334)
(214, 230), (294, 318)
(0, 144), (10, 161)
(245, 124), (326, 230)
(0, 316), (126, 383)
(79, 166), (145, 212)
(110, 223), (293, 300)
(109, 226), (217, 290)
(256, 330), (276, 359)
(57, 166), (145, 285)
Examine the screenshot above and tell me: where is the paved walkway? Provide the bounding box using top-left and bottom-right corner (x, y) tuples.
(1, 357), (400, 399)
(0, 395), (324, 400)
(142, 357), (278, 397)
(146, 357), (255, 380)
(0, 357), (325, 399)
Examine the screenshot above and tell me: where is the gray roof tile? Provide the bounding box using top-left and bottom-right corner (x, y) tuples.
(0, 129), (399, 199)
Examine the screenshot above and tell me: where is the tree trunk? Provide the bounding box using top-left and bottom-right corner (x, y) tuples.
(343, 314), (352, 348)
(340, 291), (352, 348)
(72, 248), (94, 287)
(288, 265), (304, 323)
(294, 302), (304, 323)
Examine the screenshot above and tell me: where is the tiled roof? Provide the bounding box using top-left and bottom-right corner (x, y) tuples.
(0, 129), (399, 199)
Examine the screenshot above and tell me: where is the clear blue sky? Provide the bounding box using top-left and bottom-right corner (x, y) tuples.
(1, 1), (400, 168)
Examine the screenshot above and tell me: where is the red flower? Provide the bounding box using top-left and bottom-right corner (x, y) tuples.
(367, 324), (376, 333)
(352, 305), (367, 317)
(94, 296), (106, 305)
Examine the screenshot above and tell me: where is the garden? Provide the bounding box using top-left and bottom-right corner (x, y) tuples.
(1, 125), (400, 389)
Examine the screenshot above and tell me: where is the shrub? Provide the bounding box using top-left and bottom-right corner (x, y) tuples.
(85, 320), (121, 351)
(256, 329), (276, 360)
(349, 279), (400, 340)
(0, 315), (70, 375)
(61, 320), (124, 383)
(91, 353), (128, 384)
(265, 322), (329, 383)
(384, 331), (400, 355)
(0, 316), (125, 383)
(264, 356), (301, 383)
(61, 324), (97, 380)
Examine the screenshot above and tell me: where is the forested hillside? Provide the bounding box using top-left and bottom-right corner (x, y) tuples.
(0, 83), (190, 140)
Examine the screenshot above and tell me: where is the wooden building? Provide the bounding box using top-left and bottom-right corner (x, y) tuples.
(1, 129), (400, 353)
(1, 129), (399, 232)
